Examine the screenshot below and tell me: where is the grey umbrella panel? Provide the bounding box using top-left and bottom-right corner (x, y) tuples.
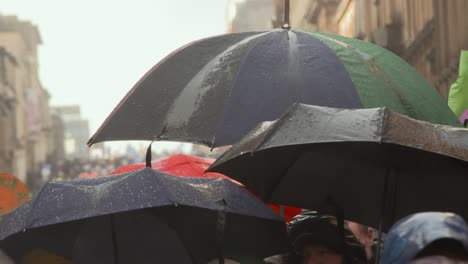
(1, 209), (195, 264)
(90, 31), (271, 147)
(208, 103), (468, 230)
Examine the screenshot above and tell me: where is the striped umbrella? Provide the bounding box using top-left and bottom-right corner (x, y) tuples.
(88, 29), (460, 148)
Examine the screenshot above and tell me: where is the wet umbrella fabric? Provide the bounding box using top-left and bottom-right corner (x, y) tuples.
(2, 208), (194, 264)
(207, 103), (468, 231)
(0, 168), (286, 263)
(88, 29), (460, 147)
(111, 153), (302, 222)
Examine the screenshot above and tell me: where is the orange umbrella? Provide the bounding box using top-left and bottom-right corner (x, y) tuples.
(112, 154), (301, 222)
(0, 173), (29, 214)
(21, 249), (73, 264)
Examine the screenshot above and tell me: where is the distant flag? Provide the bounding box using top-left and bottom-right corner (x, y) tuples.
(448, 50), (468, 126)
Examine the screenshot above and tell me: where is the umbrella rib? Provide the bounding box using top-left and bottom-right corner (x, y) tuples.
(161, 212), (202, 263)
(110, 214), (120, 264)
(210, 30), (281, 147)
(23, 182), (54, 229)
(265, 146), (305, 202)
(87, 32), (243, 146)
(254, 104), (298, 152)
(154, 123), (168, 141)
(379, 107), (390, 144)
(151, 171), (177, 205)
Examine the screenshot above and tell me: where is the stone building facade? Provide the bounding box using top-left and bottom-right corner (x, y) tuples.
(275, 0), (468, 99)
(226, 0), (275, 32)
(0, 47), (17, 176)
(53, 105), (90, 160)
(0, 15), (60, 184)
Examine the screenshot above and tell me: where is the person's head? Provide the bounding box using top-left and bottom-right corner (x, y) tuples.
(346, 221), (374, 259)
(382, 212), (468, 264)
(412, 238), (468, 262)
(301, 242), (343, 264)
(287, 211), (367, 264)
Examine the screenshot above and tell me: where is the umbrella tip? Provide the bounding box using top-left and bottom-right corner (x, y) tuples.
(216, 199), (227, 206)
(146, 142), (153, 168)
(282, 23), (291, 29)
(210, 136), (216, 151)
(86, 137), (94, 147)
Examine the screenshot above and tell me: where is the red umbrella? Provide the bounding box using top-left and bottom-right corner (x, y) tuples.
(0, 173), (29, 214)
(112, 154), (301, 222)
(112, 154), (227, 178)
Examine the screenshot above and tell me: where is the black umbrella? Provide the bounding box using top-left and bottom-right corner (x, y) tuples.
(2, 207), (195, 264)
(0, 168), (286, 263)
(207, 103), (468, 232)
(87, 26), (459, 148)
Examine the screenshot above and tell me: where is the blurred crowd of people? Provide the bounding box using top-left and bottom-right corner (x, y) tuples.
(49, 156), (131, 181)
(268, 211), (468, 264)
(25, 155), (136, 195)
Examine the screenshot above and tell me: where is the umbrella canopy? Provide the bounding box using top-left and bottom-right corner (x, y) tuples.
(88, 29), (460, 148)
(2, 207), (195, 264)
(0, 168), (286, 263)
(111, 153), (301, 222)
(207, 103), (468, 231)
(0, 173), (29, 214)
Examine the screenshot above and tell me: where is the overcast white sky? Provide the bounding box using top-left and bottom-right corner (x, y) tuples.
(1, 0), (230, 153)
